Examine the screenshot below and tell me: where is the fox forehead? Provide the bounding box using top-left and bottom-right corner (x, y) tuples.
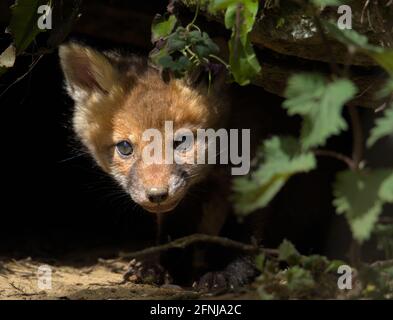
(111, 76), (218, 144)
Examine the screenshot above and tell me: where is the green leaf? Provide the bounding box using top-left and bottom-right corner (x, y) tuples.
(0, 67), (7, 77)
(286, 266), (315, 292)
(333, 169), (393, 243)
(224, 0), (261, 85)
(376, 79), (393, 100)
(374, 224), (393, 259)
(167, 32), (187, 52)
(367, 105), (393, 147)
(370, 51), (393, 77)
(283, 74), (357, 149)
(278, 239), (302, 265)
(255, 253), (266, 272)
(9, 0), (50, 55)
(301, 255), (329, 273)
(324, 22), (393, 76)
(228, 35), (261, 85)
(158, 55), (191, 73)
(233, 136), (316, 215)
(151, 14), (177, 43)
(209, 0), (239, 12)
(380, 172), (393, 203)
(310, 0), (344, 6)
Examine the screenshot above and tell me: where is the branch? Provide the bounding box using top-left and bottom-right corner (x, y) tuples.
(119, 234), (278, 259)
(314, 149), (356, 170)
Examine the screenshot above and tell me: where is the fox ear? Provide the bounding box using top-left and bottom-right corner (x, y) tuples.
(59, 43), (118, 101)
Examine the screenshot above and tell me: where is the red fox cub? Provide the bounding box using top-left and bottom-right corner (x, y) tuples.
(59, 43), (229, 213)
(59, 43), (255, 289)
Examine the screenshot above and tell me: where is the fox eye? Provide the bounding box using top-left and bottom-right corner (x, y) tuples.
(174, 133), (193, 152)
(116, 141), (133, 157)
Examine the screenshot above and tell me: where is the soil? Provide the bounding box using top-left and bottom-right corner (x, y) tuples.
(0, 255), (256, 300)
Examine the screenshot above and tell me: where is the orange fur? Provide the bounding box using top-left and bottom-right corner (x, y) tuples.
(60, 43), (229, 214)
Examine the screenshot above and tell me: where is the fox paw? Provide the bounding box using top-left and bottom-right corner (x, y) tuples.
(123, 259), (172, 285)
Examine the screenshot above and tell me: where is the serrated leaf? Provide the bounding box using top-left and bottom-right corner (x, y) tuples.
(9, 0), (50, 55)
(301, 255), (329, 272)
(0, 44), (16, 68)
(283, 74), (357, 149)
(286, 266), (315, 292)
(278, 239), (301, 265)
(367, 105), (393, 147)
(333, 169), (393, 243)
(233, 136), (316, 215)
(151, 14), (177, 43)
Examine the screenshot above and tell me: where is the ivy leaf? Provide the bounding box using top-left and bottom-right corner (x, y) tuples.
(324, 22), (393, 76)
(9, 0), (50, 55)
(151, 14), (177, 43)
(283, 74), (357, 150)
(333, 170), (393, 243)
(278, 239), (302, 265)
(367, 105), (393, 147)
(233, 136), (316, 216)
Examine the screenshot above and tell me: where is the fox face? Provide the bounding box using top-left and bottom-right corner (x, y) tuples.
(59, 43), (228, 213)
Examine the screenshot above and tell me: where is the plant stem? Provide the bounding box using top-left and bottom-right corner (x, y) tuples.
(209, 54), (230, 69)
(119, 233), (278, 260)
(347, 105), (364, 267)
(314, 149), (356, 170)
(313, 12), (341, 76)
(348, 105), (364, 170)
(187, 0), (200, 30)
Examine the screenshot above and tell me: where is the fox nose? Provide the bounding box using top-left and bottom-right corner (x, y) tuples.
(146, 187), (169, 204)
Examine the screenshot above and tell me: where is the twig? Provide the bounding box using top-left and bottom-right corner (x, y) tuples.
(378, 216), (393, 224)
(370, 259), (393, 269)
(8, 282), (40, 297)
(314, 149), (355, 170)
(0, 55), (43, 99)
(119, 234), (277, 259)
